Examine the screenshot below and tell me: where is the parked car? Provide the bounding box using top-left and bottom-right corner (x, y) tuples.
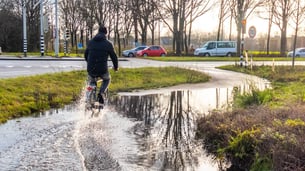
(287, 48), (305, 57)
(136, 45), (167, 57)
(194, 41), (236, 57)
(122, 46), (148, 57)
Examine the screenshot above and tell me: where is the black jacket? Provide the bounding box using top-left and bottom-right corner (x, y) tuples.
(84, 33), (118, 77)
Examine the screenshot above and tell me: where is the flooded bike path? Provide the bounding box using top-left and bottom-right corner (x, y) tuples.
(0, 89), (229, 171)
(0, 64), (270, 170)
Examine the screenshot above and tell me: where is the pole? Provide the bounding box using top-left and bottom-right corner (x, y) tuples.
(240, 33), (244, 67)
(240, 18), (246, 67)
(54, 0), (59, 57)
(22, 0), (27, 57)
(40, 0), (44, 57)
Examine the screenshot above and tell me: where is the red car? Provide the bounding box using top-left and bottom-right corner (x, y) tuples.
(136, 45), (167, 57)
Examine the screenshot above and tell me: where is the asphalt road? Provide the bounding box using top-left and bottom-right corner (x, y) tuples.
(0, 56), (86, 78)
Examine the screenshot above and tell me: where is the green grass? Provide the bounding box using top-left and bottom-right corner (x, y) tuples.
(0, 71), (86, 123)
(0, 67), (210, 123)
(197, 64), (305, 170)
(110, 67), (210, 92)
(145, 56), (305, 62)
(218, 65), (305, 107)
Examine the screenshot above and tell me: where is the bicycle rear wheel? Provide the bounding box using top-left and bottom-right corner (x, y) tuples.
(85, 85), (97, 111)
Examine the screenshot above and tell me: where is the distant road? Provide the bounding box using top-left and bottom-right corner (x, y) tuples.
(0, 56), (129, 78)
(1, 56), (305, 79)
(0, 58), (86, 78)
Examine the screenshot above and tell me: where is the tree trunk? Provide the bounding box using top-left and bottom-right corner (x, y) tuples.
(236, 20), (242, 57)
(266, 19), (272, 56)
(280, 22), (287, 56)
(134, 16), (138, 46)
(229, 14), (233, 41)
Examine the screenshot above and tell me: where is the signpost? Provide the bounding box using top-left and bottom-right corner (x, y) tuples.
(248, 26), (256, 39)
(248, 26), (256, 70)
(240, 19), (247, 67)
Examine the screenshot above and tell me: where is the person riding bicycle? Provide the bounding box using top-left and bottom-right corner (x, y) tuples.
(84, 25), (119, 104)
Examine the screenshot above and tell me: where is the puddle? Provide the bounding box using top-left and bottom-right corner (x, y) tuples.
(109, 88), (234, 170)
(0, 104), (86, 170)
(107, 78), (271, 171)
(0, 79), (270, 170)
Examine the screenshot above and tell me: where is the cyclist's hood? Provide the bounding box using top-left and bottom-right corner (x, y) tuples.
(93, 33), (106, 42)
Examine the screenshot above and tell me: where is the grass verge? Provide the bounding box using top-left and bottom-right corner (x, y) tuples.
(0, 67), (210, 124)
(197, 65), (305, 170)
(145, 56), (305, 62)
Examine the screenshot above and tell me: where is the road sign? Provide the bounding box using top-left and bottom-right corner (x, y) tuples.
(248, 26), (256, 38)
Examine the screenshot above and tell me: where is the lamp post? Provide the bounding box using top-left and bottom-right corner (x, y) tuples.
(54, 0), (59, 57)
(23, 0), (43, 57)
(22, 0), (27, 57)
(40, 0), (45, 57)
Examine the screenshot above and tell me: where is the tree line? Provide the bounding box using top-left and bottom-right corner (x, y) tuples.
(0, 0), (304, 56)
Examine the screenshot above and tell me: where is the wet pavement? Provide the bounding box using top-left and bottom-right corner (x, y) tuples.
(0, 82), (269, 171)
(0, 58), (272, 170)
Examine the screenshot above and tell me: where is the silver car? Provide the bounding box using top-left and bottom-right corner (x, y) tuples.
(122, 46), (148, 57)
(287, 48), (305, 57)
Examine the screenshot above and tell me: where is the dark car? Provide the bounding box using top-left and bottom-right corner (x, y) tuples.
(122, 46), (148, 57)
(136, 45), (167, 57)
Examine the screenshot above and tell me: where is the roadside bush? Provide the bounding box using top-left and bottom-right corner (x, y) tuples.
(220, 129), (260, 170)
(197, 105), (305, 171)
(232, 86), (273, 109)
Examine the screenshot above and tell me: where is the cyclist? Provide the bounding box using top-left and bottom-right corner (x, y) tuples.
(84, 25), (119, 104)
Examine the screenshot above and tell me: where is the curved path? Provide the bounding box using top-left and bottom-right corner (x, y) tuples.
(0, 58), (291, 170)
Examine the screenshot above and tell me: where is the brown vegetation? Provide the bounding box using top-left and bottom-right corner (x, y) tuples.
(197, 105), (305, 171)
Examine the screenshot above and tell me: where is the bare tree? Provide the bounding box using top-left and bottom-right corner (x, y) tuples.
(60, 0), (82, 53)
(255, 0), (276, 56)
(216, 0), (231, 41)
(290, 0), (305, 67)
(231, 0), (264, 57)
(156, 0), (213, 55)
(184, 0), (213, 55)
(80, 0), (98, 41)
(137, 0), (157, 45)
(148, 3), (162, 45)
(121, 1), (133, 48)
(272, 0), (294, 56)
(0, 4), (22, 51)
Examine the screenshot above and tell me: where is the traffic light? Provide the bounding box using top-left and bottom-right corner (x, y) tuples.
(242, 19), (246, 34)
(65, 29), (70, 39)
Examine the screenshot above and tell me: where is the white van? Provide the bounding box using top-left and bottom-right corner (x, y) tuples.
(194, 41), (237, 57)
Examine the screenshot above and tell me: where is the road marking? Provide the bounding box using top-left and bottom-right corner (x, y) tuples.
(24, 66), (32, 68)
(41, 65), (50, 68)
(7, 66), (14, 68)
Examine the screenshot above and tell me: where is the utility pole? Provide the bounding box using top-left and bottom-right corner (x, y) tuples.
(40, 0), (45, 57)
(23, 0), (41, 57)
(23, 0), (27, 57)
(54, 0), (59, 57)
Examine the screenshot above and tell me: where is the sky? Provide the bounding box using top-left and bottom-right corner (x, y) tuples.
(191, 7), (302, 39)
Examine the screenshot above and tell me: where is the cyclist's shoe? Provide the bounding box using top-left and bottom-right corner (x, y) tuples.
(97, 93), (104, 104)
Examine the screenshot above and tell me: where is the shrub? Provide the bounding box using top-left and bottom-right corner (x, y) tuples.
(197, 105), (305, 171)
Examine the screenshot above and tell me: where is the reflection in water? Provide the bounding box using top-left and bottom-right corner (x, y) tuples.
(111, 89), (229, 170)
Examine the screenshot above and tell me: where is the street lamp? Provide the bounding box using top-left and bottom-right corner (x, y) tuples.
(40, 0), (45, 57)
(54, 0), (59, 57)
(22, 0), (45, 57)
(22, 0), (27, 57)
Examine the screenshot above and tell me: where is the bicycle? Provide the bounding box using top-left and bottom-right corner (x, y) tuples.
(85, 77), (108, 115)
